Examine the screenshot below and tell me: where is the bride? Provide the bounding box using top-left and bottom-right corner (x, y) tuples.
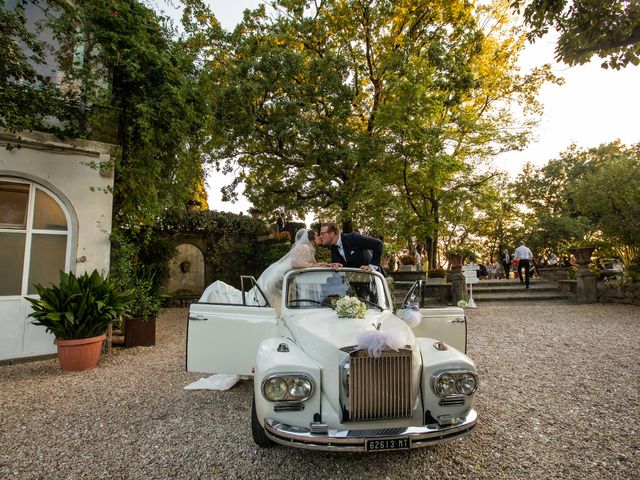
(199, 228), (330, 311)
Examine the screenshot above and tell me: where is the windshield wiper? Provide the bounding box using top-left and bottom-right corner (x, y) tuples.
(357, 296), (384, 311)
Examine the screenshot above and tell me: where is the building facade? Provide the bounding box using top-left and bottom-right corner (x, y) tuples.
(0, 130), (116, 361)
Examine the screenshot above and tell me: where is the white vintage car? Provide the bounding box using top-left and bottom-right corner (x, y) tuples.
(187, 268), (478, 452)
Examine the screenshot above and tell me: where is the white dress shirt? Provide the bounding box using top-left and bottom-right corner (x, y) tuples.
(335, 237), (346, 260)
(515, 245), (533, 260)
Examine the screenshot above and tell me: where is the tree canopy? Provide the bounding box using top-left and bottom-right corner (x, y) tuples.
(511, 141), (640, 262)
(511, 0), (640, 69)
(197, 0), (553, 267)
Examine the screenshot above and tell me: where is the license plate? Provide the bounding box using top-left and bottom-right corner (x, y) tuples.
(365, 437), (411, 451)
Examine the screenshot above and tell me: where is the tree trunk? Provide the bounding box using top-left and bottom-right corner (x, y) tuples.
(425, 236), (435, 271)
(425, 199), (441, 270)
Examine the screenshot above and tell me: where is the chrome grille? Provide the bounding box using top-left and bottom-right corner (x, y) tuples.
(348, 348), (412, 421)
(439, 396), (465, 407)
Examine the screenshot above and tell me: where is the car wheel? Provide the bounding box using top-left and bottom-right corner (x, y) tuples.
(251, 396), (275, 448)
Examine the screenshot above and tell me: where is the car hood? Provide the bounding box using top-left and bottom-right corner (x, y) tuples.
(283, 309), (415, 360)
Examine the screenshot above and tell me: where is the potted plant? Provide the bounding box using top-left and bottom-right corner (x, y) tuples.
(26, 270), (130, 371)
(399, 254), (417, 271)
(124, 277), (163, 348)
(109, 232), (164, 348)
(427, 268), (446, 284)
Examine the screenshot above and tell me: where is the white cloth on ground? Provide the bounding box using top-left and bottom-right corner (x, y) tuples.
(184, 374), (240, 391)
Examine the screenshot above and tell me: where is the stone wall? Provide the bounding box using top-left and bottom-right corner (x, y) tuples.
(558, 280), (577, 295)
(556, 277), (640, 306)
(596, 280), (640, 306)
(538, 267), (571, 282)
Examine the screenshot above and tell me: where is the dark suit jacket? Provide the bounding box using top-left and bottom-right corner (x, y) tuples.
(331, 233), (384, 271)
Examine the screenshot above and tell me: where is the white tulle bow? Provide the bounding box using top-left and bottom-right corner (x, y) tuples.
(402, 307), (422, 327)
(356, 328), (408, 358)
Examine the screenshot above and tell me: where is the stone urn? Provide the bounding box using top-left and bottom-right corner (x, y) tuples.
(569, 246), (596, 266)
(447, 253), (465, 269)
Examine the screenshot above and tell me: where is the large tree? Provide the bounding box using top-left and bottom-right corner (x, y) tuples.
(203, 0), (492, 232)
(511, 0), (640, 69)
(345, 0), (555, 266)
(202, 0), (551, 269)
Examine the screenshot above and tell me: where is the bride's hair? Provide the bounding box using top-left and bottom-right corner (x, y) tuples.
(307, 229), (318, 242)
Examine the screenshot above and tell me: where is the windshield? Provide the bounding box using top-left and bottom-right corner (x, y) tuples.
(285, 269), (389, 310)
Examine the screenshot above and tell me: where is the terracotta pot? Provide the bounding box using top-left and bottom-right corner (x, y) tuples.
(569, 246), (596, 266)
(125, 316), (156, 348)
(54, 334), (106, 372)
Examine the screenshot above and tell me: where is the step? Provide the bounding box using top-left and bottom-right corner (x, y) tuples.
(472, 285), (558, 294)
(472, 291), (570, 302)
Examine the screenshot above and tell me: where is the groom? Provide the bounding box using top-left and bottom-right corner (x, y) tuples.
(320, 222), (384, 274)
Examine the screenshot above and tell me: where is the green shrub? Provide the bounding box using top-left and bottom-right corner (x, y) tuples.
(626, 261), (640, 282)
(261, 241), (293, 270)
(109, 230), (164, 320)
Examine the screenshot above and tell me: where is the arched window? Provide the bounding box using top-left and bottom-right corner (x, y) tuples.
(0, 179), (71, 296)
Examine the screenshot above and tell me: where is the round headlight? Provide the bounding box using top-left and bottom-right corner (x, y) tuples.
(434, 373), (456, 397)
(288, 377), (312, 399)
(263, 377), (288, 401)
(456, 373), (477, 395)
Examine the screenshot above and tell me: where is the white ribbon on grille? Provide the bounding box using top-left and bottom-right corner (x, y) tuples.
(356, 328), (408, 358)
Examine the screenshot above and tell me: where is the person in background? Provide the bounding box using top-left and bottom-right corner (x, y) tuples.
(414, 247), (423, 272)
(548, 252), (558, 267)
(487, 258), (499, 279)
(529, 258), (539, 278)
(514, 241), (534, 288)
(275, 211), (285, 233)
(501, 248), (512, 279)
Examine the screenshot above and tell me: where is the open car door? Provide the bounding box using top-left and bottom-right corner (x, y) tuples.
(186, 277), (277, 375)
(396, 279), (467, 353)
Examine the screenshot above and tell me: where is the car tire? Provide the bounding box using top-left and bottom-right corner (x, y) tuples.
(251, 396), (275, 448)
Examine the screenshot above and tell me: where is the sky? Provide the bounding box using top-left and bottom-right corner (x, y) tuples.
(154, 0), (640, 216)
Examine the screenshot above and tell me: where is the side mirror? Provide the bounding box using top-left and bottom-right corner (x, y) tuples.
(400, 279), (423, 309)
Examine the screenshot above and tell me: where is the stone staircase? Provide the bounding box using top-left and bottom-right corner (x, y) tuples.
(389, 273), (572, 306)
(469, 278), (572, 304)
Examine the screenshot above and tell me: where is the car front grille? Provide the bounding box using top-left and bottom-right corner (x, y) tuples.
(348, 348), (412, 421)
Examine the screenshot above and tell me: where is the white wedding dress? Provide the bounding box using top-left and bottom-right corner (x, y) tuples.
(199, 228), (318, 313)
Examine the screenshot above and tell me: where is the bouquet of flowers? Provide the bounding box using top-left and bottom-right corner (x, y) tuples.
(334, 296), (367, 319)
(457, 299), (468, 308)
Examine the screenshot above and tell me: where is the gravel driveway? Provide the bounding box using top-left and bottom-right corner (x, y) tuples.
(1, 304), (638, 480)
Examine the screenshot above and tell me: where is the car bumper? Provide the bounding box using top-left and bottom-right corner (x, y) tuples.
(264, 409), (477, 452)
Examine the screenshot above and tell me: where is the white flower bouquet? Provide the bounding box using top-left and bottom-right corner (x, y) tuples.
(457, 299), (468, 308)
(334, 296), (367, 319)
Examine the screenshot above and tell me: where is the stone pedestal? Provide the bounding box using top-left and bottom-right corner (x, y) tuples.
(576, 267), (597, 303)
(449, 268), (467, 304)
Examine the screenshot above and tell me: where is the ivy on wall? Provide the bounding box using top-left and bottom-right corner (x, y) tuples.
(156, 210), (271, 287)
